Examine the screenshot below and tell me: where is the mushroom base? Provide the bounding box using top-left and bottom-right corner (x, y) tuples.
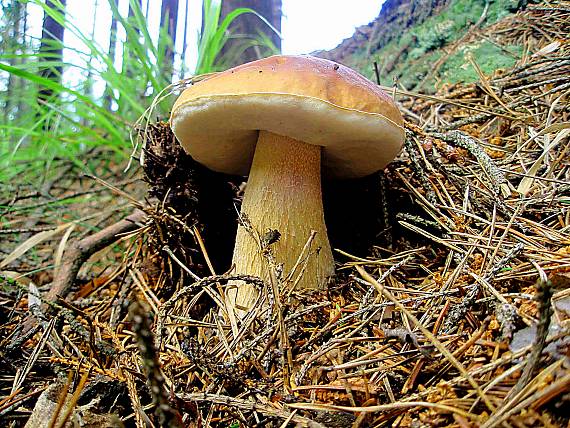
(230, 130), (335, 312)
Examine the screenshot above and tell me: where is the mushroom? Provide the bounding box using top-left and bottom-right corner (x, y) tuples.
(170, 55), (405, 311)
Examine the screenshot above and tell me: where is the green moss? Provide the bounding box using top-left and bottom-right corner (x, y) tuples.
(340, 0), (523, 90)
(441, 41), (522, 83)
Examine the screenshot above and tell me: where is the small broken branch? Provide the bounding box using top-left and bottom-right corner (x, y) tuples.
(432, 130), (515, 197)
(507, 280), (554, 399)
(46, 209), (146, 303)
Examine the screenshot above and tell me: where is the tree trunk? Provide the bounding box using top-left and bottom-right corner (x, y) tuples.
(160, 0), (179, 80)
(219, 0), (281, 67)
(118, 0), (142, 111)
(104, 0), (119, 111)
(37, 0), (66, 115)
(128, 0), (141, 26)
(16, 2), (28, 120)
(122, 0), (142, 80)
(82, 0), (98, 125)
(4, 0), (25, 122)
(179, 0), (190, 79)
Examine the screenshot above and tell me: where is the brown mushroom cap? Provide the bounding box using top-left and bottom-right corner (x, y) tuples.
(170, 55), (405, 179)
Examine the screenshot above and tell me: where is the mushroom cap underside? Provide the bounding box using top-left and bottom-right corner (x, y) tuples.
(170, 55), (405, 179)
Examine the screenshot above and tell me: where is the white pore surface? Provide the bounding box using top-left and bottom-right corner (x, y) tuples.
(171, 93), (405, 179)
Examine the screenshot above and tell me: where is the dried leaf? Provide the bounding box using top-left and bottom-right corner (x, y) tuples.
(0, 223), (73, 269)
(54, 223), (76, 273)
(532, 40), (561, 57)
(517, 128), (570, 195)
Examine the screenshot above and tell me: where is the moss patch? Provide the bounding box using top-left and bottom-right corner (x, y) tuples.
(338, 0), (524, 90)
(441, 41), (523, 84)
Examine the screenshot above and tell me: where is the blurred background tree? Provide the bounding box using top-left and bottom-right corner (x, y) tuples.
(37, 0), (66, 127)
(2, 0), (27, 124)
(0, 0), (281, 182)
(219, 0), (281, 66)
(160, 0), (179, 79)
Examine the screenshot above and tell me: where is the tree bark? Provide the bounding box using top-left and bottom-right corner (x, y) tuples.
(37, 0), (66, 116)
(4, 0), (25, 122)
(128, 0), (142, 28)
(179, 0), (190, 78)
(82, 0), (98, 125)
(160, 0), (180, 80)
(104, 0), (119, 111)
(118, 0), (142, 110)
(219, 0), (281, 67)
(122, 0), (142, 80)
(123, 0), (142, 68)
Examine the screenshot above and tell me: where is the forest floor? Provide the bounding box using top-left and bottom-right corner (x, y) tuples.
(1, 2), (570, 428)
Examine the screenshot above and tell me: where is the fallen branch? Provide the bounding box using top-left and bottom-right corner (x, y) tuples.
(432, 130), (515, 197)
(504, 280), (553, 400)
(45, 209), (146, 303)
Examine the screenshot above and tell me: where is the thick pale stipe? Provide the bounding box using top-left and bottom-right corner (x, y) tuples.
(230, 130), (334, 311)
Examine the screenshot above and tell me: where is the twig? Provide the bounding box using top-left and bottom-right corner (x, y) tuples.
(154, 274), (265, 348)
(46, 209), (146, 303)
(356, 265), (496, 412)
(129, 300), (183, 428)
(505, 280), (553, 399)
(432, 130), (515, 197)
(177, 393), (326, 427)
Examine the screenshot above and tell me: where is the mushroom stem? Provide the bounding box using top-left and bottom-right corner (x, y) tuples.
(231, 130), (334, 311)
